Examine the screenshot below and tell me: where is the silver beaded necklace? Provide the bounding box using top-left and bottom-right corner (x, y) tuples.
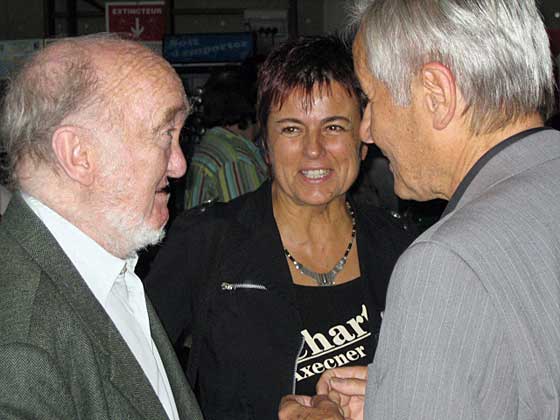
(283, 202), (356, 287)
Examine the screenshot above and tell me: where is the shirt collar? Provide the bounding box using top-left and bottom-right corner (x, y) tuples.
(442, 127), (549, 218)
(21, 193), (138, 305)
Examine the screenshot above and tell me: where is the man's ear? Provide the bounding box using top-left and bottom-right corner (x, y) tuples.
(420, 62), (457, 130)
(51, 126), (94, 186)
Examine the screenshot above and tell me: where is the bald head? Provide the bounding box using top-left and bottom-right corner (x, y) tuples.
(1, 34), (189, 257)
(0, 34), (186, 188)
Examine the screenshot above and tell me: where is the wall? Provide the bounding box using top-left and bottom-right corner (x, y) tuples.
(323, 0), (351, 35)
(540, 0), (560, 29)
(0, 0), (44, 40)
(0, 0), (558, 41)
(0, 0), (322, 39)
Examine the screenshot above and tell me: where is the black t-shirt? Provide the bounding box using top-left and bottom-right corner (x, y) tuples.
(294, 277), (374, 395)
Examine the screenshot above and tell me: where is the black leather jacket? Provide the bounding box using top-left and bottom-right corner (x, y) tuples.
(145, 181), (414, 420)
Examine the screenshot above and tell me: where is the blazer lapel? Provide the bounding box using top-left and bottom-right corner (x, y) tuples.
(148, 299), (203, 420)
(4, 194), (168, 420)
(106, 326), (170, 419)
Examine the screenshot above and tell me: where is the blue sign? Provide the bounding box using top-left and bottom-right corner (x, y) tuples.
(164, 32), (253, 63)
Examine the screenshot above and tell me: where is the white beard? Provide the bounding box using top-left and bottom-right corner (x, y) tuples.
(101, 200), (166, 258)
(92, 150), (167, 258)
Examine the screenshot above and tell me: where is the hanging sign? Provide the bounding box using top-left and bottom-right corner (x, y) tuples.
(106, 2), (165, 41)
(164, 32), (254, 64)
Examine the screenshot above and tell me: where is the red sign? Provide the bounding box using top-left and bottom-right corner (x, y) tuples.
(106, 2), (165, 41)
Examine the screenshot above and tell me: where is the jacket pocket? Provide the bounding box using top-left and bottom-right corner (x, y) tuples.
(220, 282), (267, 291)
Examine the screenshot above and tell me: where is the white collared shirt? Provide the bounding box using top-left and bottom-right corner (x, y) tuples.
(22, 193), (179, 420)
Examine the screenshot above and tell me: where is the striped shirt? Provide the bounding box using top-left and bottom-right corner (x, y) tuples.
(184, 127), (269, 209)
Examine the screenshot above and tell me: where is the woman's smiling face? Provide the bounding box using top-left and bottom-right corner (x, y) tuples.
(266, 81), (365, 207)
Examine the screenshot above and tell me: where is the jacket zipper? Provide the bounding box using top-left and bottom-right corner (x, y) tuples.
(291, 336), (305, 393)
(220, 282), (267, 291)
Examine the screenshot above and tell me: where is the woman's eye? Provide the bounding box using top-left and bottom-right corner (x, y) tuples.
(281, 126), (300, 135)
(326, 124), (345, 132)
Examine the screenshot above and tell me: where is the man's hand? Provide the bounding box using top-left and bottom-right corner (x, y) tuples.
(315, 366), (368, 420)
(278, 394), (344, 420)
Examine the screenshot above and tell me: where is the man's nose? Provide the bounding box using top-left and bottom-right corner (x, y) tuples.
(167, 141), (187, 178)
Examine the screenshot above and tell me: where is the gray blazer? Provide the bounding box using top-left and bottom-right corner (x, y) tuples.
(0, 194), (203, 420)
(365, 128), (560, 420)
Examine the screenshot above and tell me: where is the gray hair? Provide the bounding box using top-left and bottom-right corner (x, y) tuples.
(0, 44), (95, 187)
(0, 34), (148, 188)
(350, 0), (556, 135)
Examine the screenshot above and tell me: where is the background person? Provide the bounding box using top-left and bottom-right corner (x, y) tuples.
(280, 0), (560, 419)
(184, 69), (269, 209)
(0, 35), (202, 419)
(145, 35), (413, 420)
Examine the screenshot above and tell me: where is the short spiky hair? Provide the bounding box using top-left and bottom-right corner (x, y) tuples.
(350, 0), (556, 135)
(256, 35), (364, 143)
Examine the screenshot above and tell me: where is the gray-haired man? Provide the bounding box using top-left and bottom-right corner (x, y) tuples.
(280, 1), (560, 419)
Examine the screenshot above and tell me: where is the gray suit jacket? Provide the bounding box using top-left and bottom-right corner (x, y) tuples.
(365, 128), (560, 419)
(0, 194), (203, 420)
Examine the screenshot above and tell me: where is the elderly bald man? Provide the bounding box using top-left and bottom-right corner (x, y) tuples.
(0, 35), (202, 419)
(280, 1), (560, 419)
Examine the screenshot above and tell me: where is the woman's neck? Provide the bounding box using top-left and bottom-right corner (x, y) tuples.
(271, 183), (352, 247)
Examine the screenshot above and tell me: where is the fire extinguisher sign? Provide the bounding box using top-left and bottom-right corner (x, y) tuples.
(106, 2), (165, 42)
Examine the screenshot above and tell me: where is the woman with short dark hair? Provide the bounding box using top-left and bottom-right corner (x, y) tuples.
(145, 35), (414, 420)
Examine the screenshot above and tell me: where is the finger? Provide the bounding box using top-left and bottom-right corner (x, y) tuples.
(280, 394), (313, 408)
(280, 395), (343, 420)
(317, 366), (370, 395)
(278, 394), (314, 420)
(316, 366), (368, 395)
(346, 395), (365, 420)
(333, 365), (368, 380)
(327, 389), (349, 406)
(294, 394), (313, 407)
(311, 394), (342, 412)
(333, 395), (365, 420)
(316, 370), (338, 395)
(328, 390), (360, 420)
(330, 378), (367, 396)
